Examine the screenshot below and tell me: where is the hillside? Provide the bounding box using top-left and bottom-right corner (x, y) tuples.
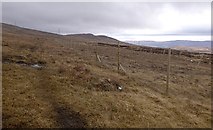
(65, 33), (122, 45)
(2, 23), (211, 128)
(2, 23), (126, 45)
(2, 23), (61, 38)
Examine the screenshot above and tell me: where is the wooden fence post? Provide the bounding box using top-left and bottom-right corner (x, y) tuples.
(95, 44), (98, 61)
(117, 42), (120, 72)
(196, 53), (204, 69)
(166, 48), (171, 94)
(95, 44), (101, 63)
(117, 41), (120, 73)
(120, 64), (127, 73)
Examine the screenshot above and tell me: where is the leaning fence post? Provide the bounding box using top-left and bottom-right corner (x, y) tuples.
(120, 64), (127, 73)
(95, 44), (101, 63)
(166, 48), (171, 94)
(196, 53), (204, 69)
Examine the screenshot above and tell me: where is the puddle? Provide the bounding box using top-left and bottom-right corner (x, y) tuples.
(3, 55), (46, 70)
(3, 59), (45, 69)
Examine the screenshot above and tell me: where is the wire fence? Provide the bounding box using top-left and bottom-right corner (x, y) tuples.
(91, 42), (212, 95)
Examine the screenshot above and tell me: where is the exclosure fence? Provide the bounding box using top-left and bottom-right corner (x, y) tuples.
(94, 42), (211, 95)
(96, 42), (211, 59)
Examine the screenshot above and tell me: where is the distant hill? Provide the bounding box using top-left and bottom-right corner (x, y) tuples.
(2, 23), (61, 38)
(127, 40), (211, 53)
(65, 33), (122, 45)
(2, 23), (126, 45)
(4, 23), (210, 53)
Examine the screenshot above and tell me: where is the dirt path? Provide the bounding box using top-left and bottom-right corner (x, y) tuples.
(34, 64), (88, 128)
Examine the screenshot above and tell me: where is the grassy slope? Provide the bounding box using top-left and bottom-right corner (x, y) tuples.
(2, 24), (211, 128)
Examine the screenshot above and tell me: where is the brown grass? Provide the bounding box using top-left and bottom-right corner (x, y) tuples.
(2, 24), (211, 128)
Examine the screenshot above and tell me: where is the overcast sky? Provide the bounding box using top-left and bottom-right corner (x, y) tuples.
(2, 2), (211, 41)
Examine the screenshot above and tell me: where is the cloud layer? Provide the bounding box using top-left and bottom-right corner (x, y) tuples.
(2, 2), (211, 41)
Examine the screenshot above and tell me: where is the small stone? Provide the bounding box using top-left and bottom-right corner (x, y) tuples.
(118, 86), (122, 91)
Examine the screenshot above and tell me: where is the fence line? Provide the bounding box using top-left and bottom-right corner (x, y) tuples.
(92, 42), (210, 96)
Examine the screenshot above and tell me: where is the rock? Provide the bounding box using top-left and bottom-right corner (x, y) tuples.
(117, 86), (123, 91)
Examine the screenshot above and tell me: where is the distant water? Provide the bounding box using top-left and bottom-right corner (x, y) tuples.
(126, 40), (211, 49)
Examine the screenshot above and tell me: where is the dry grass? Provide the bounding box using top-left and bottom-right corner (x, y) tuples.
(2, 24), (211, 128)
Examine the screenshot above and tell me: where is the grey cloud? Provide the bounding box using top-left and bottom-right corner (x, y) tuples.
(2, 2), (211, 37)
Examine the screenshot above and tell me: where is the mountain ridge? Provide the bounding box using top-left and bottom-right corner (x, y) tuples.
(2, 23), (123, 45)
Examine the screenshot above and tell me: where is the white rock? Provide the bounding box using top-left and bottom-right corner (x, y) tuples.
(118, 86), (122, 90)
